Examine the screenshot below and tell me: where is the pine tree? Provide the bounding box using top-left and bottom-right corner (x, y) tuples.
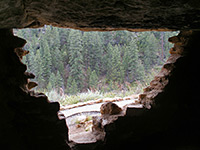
(15, 26), (179, 94)
(125, 37), (145, 82)
(93, 32), (104, 75)
(28, 49), (36, 73)
(147, 33), (160, 66)
(85, 66), (92, 89)
(48, 72), (56, 90)
(68, 29), (84, 91)
(107, 44), (123, 82)
(51, 46), (64, 75)
(137, 32), (158, 71)
(89, 70), (98, 90)
(82, 31), (104, 75)
(34, 50), (45, 88)
(67, 76), (79, 95)
(82, 32), (91, 70)
(47, 82), (52, 92)
(41, 39), (52, 85)
(55, 71), (64, 88)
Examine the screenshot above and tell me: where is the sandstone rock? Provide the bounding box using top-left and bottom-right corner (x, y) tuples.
(169, 45), (184, 55)
(168, 36), (180, 43)
(27, 81), (38, 89)
(100, 102), (122, 115)
(143, 86), (152, 92)
(0, 29), (70, 150)
(125, 104), (144, 117)
(24, 72), (35, 79)
(0, 2), (199, 149)
(14, 48), (29, 59)
(0, 1), (200, 31)
(139, 94), (146, 99)
(92, 116), (103, 132)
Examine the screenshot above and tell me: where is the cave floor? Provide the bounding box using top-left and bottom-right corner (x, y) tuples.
(60, 99), (136, 117)
(61, 99), (137, 144)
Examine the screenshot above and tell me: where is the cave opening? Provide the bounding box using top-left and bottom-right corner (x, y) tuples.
(13, 26), (179, 144)
(1, 0), (200, 149)
(14, 26), (178, 102)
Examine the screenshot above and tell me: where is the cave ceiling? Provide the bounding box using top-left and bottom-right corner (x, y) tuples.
(1, 0), (200, 31)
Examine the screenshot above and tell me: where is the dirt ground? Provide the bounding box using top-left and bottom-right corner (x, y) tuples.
(68, 124), (105, 143)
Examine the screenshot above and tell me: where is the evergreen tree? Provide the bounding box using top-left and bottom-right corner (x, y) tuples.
(41, 39), (52, 84)
(85, 66), (92, 89)
(68, 29), (84, 91)
(51, 46), (64, 75)
(55, 71), (64, 88)
(48, 72), (56, 90)
(47, 82), (52, 92)
(34, 50), (45, 89)
(28, 49), (36, 73)
(67, 76), (79, 95)
(107, 44), (123, 82)
(93, 32), (104, 75)
(89, 70), (98, 90)
(14, 26), (179, 95)
(125, 37), (145, 82)
(147, 33), (160, 66)
(82, 31), (104, 75)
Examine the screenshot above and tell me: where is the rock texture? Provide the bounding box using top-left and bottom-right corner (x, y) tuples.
(100, 102), (122, 115)
(1, 0), (200, 31)
(100, 31), (200, 150)
(0, 29), (70, 150)
(139, 31), (194, 109)
(1, 1), (200, 150)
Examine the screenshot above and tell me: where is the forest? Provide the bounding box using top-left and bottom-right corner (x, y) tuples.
(14, 26), (178, 104)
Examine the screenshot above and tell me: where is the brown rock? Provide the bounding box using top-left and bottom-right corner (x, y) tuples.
(100, 102), (122, 115)
(92, 116), (103, 132)
(27, 81), (38, 90)
(168, 36), (180, 43)
(14, 48), (29, 59)
(139, 94), (146, 99)
(0, 1), (200, 31)
(143, 86), (152, 92)
(24, 72), (35, 79)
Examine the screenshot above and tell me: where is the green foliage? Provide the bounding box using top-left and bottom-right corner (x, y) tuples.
(48, 72), (56, 90)
(56, 71), (64, 88)
(107, 44), (123, 82)
(63, 90), (103, 105)
(89, 70), (98, 90)
(67, 76), (79, 95)
(41, 39), (52, 84)
(68, 29), (84, 90)
(14, 27), (178, 100)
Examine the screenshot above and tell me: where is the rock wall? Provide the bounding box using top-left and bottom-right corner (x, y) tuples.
(139, 31), (193, 109)
(0, 27), (199, 150)
(100, 31), (200, 150)
(1, 0), (200, 31)
(0, 29), (200, 150)
(0, 29), (70, 150)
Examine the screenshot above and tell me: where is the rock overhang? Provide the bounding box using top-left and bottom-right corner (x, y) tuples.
(1, 0), (200, 31)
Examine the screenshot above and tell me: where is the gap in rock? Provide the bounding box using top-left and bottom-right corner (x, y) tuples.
(14, 26), (178, 144)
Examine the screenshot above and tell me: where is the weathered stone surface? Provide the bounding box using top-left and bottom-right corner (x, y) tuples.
(125, 104), (144, 116)
(1, 0), (200, 31)
(138, 31), (196, 109)
(97, 31), (200, 149)
(100, 102), (122, 115)
(0, 29), (70, 150)
(1, 1), (200, 149)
